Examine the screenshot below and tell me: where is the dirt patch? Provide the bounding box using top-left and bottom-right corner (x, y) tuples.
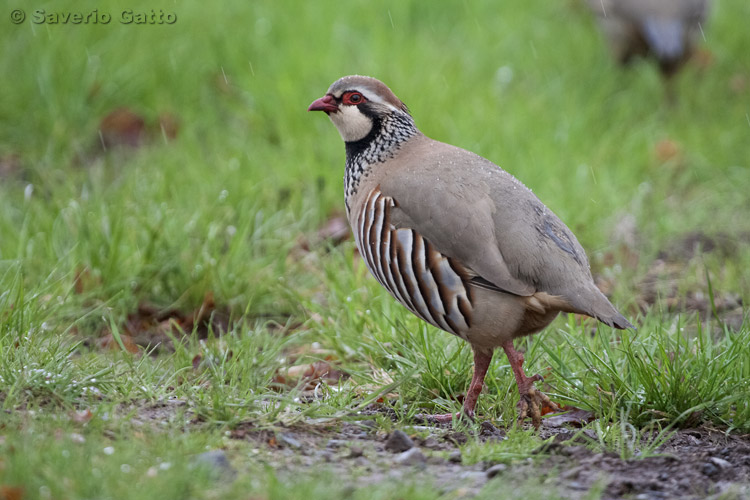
(531, 428), (750, 499)
(114, 398), (193, 429)
(105, 397), (750, 498)
(225, 413), (750, 499)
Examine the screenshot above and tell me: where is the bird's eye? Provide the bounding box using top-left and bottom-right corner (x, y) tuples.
(343, 91), (365, 105)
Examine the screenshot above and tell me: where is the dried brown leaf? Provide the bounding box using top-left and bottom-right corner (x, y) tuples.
(71, 409), (93, 424)
(692, 48), (714, 71)
(73, 267), (100, 295)
(272, 361), (347, 390)
(98, 107), (146, 149)
(95, 292), (232, 353)
(282, 344), (338, 365)
(0, 486), (24, 500)
(96, 332), (140, 354)
(0, 154), (22, 179)
(179, 291), (217, 333)
(350, 368), (398, 402)
(544, 407), (596, 428)
(317, 213), (349, 245)
(654, 139), (682, 165)
(192, 354), (203, 371)
(289, 212), (351, 261)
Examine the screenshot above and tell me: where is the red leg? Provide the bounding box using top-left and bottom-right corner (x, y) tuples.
(501, 340), (559, 428)
(416, 347), (493, 424)
(462, 347), (493, 418)
(502, 340), (540, 393)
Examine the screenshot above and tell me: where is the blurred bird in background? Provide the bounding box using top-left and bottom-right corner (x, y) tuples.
(587, 0), (711, 97)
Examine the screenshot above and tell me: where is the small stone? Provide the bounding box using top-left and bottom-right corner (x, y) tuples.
(709, 457), (732, 469)
(560, 466), (584, 480)
(394, 447), (426, 466)
(701, 462), (719, 477)
(347, 446), (364, 459)
(552, 431), (576, 444)
(458, 471), (487, 483)
(485, 464), (507, 479)
(387, 469), (405, 480)
(357, 420), (377, 429)
(448, 450), (463, 463)
(479, 421), (500, 436)
(69, 433), (86, 444)
(421, 436), (440, 449)
(560, 446), (586, 457)
(278, 433), (302, 449)
(635, 492), (668, 500)
(326, 439), (347, 449)
(444, 431), (469, 446)
(193, 450), (236, 480)
(385, 430), (414, 453)
(319, 451), (334, 462)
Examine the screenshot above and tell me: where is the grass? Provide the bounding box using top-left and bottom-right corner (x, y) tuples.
(2, 0), (750, 498)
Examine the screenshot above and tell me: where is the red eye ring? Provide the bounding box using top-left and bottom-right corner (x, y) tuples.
(342, 91), (365, 105)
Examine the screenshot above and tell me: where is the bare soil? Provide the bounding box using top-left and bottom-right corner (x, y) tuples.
(218, 408), (750, 499)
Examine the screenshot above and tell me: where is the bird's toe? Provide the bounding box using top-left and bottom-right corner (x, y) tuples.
(517, 385), (561, 429)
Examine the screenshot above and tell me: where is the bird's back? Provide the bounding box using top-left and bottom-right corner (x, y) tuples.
(362, 135), (631, 329)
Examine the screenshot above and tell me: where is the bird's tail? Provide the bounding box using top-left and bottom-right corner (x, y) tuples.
(590, 287), (635, 330)
(565, 286), (636, 331)
(597, 310), (635, 330)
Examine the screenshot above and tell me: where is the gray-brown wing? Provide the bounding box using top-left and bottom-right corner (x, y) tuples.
(379, 138), (593, 304)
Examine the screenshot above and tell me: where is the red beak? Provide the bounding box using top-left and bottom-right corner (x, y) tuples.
(308, 94), (338, 114)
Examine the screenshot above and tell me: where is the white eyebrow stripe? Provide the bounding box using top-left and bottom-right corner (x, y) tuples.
(362, 90), (398, 111)
(334, 88), (398, 112)
(360, 89), (385, 104)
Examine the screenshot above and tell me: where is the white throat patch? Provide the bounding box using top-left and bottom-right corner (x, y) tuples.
(329, 106), (374, 142)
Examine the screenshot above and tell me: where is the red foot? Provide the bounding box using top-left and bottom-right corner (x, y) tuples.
(502, 340), (560, 429)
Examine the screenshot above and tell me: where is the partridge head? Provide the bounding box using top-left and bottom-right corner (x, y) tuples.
(309, 75), (634, 427)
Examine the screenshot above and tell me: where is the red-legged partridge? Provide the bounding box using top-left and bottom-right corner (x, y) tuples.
(587, 0), (710, 79)
(309, 75), (634, 428)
